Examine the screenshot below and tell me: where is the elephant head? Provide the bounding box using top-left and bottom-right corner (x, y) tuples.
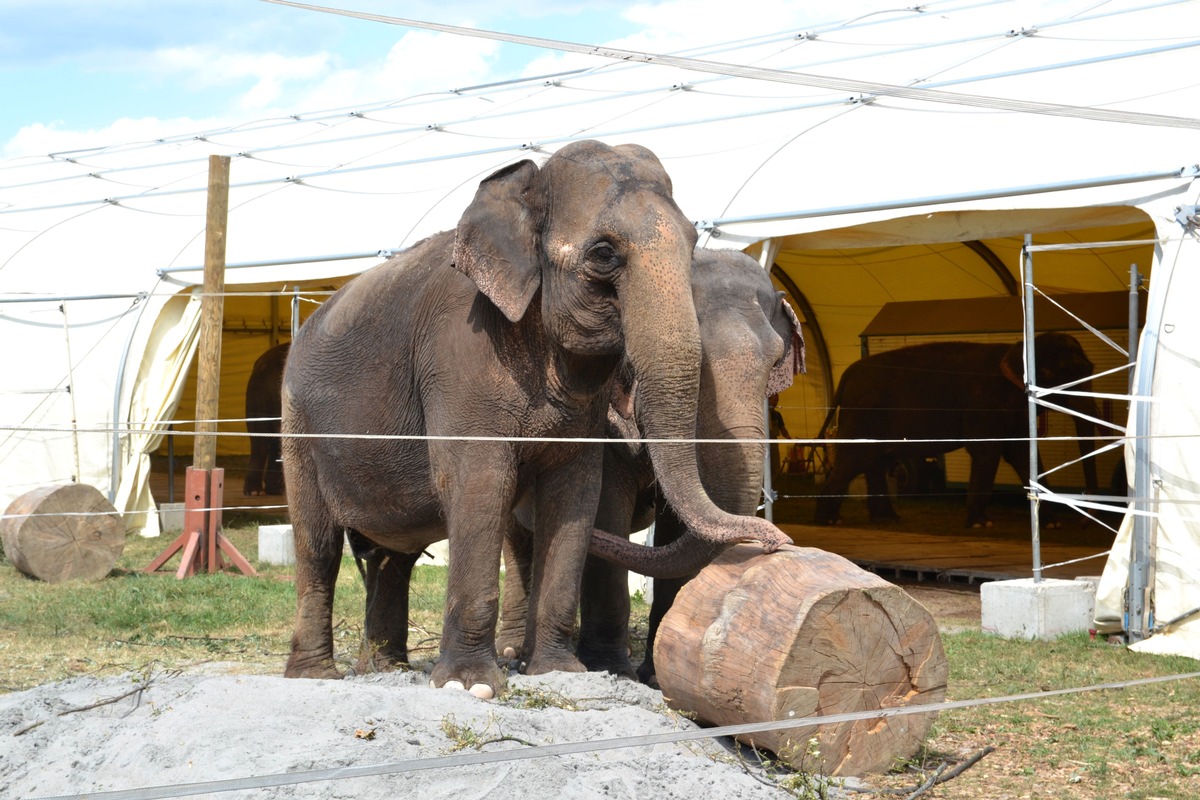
(1001, 331), (1100, 496)
(454, 142), (789, 553)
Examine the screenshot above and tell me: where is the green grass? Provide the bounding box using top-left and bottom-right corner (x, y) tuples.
(2, 520), (1198, 799)
(899, 631), (1200, 799)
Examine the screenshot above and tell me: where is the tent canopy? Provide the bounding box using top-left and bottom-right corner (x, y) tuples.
(2, 0), (1198, 649)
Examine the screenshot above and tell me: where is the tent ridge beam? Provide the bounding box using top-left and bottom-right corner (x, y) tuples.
(698, 165), (1198, 232)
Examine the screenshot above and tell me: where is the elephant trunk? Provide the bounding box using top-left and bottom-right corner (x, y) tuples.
(616, 234), (788, 553)
(590, 527), (729, 579)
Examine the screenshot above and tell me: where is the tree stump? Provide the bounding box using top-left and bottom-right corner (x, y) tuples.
(0, 484), (124, 583)
(654, 543), (948, 777)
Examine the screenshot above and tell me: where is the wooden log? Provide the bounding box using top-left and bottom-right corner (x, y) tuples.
(654, 543), (948, 777)
(1, 484), (124, 583)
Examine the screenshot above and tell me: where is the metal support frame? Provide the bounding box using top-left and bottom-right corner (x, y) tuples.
(1021, 235), (1157, 639)
(1021, 235), (1044, 581)
(758, 238), (781, 522)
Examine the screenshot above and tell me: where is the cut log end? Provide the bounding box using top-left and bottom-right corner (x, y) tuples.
(1, 484), (125, 583)
(654, 543), (948, 777)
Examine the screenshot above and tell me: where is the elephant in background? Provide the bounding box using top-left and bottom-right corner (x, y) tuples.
(243, 342), (289, 496)
(281, 141), (788, 699)
(813, 332), (1100, 529)
(500, 248), (805, 685)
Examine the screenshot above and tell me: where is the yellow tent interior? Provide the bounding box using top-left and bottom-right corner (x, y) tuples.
(155, 203), (1154, 523)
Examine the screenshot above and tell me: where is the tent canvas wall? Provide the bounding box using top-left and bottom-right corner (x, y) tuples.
(2, 0), (1197, 652)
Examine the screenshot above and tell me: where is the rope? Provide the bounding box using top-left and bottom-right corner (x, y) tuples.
(29, 670), (1200, 800)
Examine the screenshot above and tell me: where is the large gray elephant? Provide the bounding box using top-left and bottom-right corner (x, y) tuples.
(243, 342), (289, 496)
(499, 248), (805, 684)
(281, 141), (788, 699)
(813, 332), (1100, 528)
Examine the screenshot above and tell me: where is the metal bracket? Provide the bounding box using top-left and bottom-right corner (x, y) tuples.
(1175, 204), (1199, 232)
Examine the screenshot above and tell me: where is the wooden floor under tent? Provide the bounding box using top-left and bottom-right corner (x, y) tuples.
(779, 524), (1109, 585)
(148, 456), (1118, 585)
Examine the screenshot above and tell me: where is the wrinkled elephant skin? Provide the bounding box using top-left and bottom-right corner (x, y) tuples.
(281, 142), (782, 698)
(501, 249), (805, 684)
(814, 332), (1099, 528)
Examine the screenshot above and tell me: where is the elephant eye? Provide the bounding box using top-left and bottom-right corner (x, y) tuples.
(585, 241), (622, 274)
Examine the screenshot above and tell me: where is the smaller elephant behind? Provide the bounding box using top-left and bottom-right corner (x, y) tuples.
(243, 342), (289, 496)
(500, 248), (805, 685)
(814, 332), (1099, 529)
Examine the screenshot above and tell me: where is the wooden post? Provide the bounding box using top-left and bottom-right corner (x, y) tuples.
(146, 156), (255, 578)
(194, 154), (230, 472)
(654, 544), (947, 777)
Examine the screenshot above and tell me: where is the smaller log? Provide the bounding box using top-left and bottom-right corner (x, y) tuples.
(1, 484), (124, 583)
(654, 543), (948, 777)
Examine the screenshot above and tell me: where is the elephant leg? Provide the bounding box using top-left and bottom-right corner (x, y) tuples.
(522, 447), (604, 676)
(577, 458), (643, 680)
(357, 545), (420, 673)
(264, 439), (285, 495)
(284, 508), (345, 679)
(865, 457), (900, 522)
(577, 552), (636, 680)
(244, 429), (267, 496)
(637, 507), (687, 688)
(965, 444), (1004, 528)
(429, 446), (513, 696)
(498, 524), (533, 665)
(814, 454), (856, 525)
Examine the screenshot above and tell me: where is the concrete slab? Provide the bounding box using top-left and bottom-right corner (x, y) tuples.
(258, 524), (295, 566)
(981, 577), (1095, 639)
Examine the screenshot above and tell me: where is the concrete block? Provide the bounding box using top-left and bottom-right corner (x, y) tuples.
(159, 502), (185, 533)
(258, 524), (295, 566)
(981, 577), (1095, 639)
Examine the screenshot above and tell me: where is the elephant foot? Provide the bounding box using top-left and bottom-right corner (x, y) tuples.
(578, 646), (637, 681)
(967, 518), (994, 529)
(524, 648), (586, 677)
(814, 516), (842, 526)
(430, 657), (506, 700)
(636, 661), (660, 689)
(284, 654), (342, 680)
(495, 626), (525, 662)
(356, 644), (408, 675)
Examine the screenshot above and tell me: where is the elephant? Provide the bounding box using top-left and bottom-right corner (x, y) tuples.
(498, 248), (805, 685)
(280, 141), (789, 699)
(813, 331), (1100, 528)
(243, 342), (289, 496)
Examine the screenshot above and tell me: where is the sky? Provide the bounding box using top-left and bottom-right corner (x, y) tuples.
(0, 0), (871, 160)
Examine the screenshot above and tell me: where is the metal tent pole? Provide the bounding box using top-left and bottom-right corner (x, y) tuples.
(758, 238), (780, 523)
(1127, 260), (1153, 643)
(1022, 235), (1043, 582)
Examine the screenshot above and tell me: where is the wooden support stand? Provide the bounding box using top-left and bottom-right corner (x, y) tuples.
(654, 543), (948, 777)
(144, 468), (256, 578)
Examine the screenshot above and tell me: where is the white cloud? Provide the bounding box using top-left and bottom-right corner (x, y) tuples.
(151, 46), (333, 111)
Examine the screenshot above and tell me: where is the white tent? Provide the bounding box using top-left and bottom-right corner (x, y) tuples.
(2, 0), (1197, 652)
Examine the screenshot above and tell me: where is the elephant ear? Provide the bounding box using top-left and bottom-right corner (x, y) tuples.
(1000, 341), (1026, 390)
(453, 160), (542, 323)
(766, 294), (806, 397)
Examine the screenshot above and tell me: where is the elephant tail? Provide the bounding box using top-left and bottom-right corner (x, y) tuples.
(589, 528), (729, 579)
